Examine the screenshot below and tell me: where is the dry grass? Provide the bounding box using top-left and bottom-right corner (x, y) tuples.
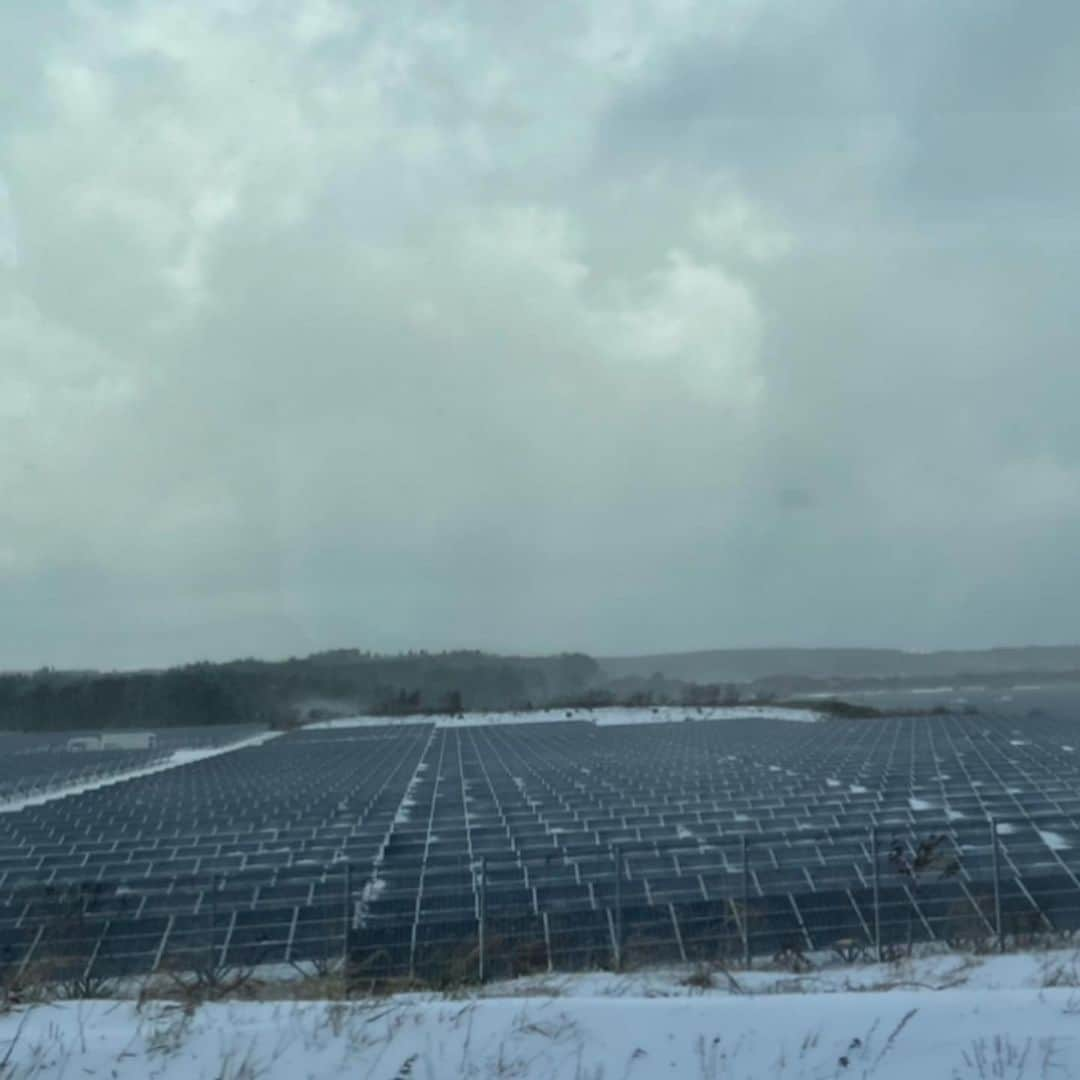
(1038, 953), (1080, 989)
(681, 964), (716, 990)
(679, 962), (743, 995)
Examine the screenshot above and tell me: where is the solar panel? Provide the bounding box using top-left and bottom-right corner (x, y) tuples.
(7, 710), (1080, 980)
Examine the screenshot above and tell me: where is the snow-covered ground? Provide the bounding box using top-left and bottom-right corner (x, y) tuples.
(6, 951), (1080, 1078)
(308, 705), (825, 731)
(591, 705), (823, 726)
(0, 730), (281, 814)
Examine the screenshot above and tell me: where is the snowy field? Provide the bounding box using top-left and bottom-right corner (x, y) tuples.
(4, 951), (1080, 1078)
(308, 704), (825, 730)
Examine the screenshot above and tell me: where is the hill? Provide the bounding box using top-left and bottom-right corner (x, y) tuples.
(599, 645), (1080, 684)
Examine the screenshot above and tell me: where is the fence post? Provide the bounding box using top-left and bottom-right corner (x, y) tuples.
(478, 856), (487, 984)
(990, 816), (1004, 952)
(741, 834), (751, 969)
(209, 874), (220, 975)
(613, 843), (623, 972)
(343, 861), (353, 987)
(871, 828), (881, 962)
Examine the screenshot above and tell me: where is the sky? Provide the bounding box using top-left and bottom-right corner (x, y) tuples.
(2, 0), (1079, 670)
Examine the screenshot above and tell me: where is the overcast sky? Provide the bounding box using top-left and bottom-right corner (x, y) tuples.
(2, 0), (1079, 670)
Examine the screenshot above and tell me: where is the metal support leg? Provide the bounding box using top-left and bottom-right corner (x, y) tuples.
(742, 835), (751, 969)
(478, 856), (487, 984)
(614, 844), (623, 971)
(871, 828), (881, 962)
(990, 817), (1004, 952)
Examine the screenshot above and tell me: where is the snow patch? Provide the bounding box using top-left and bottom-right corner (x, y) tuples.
(1038, 829), (1072, 852)
(590, 705), (826, 726)
(360, 878), (386, 904)
(310, 705), (826, 730)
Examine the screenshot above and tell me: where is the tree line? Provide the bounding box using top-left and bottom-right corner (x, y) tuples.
(0, 651), (601, 732)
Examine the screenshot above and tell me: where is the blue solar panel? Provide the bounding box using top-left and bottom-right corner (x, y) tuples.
(4, 711), (1080, 980)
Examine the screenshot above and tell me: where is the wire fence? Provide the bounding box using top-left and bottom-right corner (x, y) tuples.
(2, 814), (1079, 993)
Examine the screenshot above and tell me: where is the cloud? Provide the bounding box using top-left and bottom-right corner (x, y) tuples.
(0, 181), (16, 267)
(1, 0), (1079, 668)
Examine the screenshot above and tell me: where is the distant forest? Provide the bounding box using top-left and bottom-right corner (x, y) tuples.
(0, 650), (600, 733)
(3, 644), (1075, 733)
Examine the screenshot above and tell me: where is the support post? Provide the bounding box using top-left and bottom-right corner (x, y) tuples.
(478, 856), (487, 984)
(871, 828), (881, 962)
(990, 817), (1004, 952)
(613, 844), (623, 971)
(209, 874), (220, 976)
(741, 834), (751, 969)
(343, 861), (353, 986)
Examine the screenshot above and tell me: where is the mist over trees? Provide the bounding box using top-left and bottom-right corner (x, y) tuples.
(0, 650), (600, 732)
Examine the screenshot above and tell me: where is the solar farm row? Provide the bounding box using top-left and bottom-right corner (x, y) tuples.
(0, 725), (260, 802)
(2, 710), (1080, 981)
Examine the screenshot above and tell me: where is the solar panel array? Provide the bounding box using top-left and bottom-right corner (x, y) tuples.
(3, 709), (1080, 984)
(0, 726), (261, 803)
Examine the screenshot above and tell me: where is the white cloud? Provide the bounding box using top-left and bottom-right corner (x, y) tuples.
(698, 194), (793, 263)
(0, 180), (16, 266)
(599, 251), (763, 403)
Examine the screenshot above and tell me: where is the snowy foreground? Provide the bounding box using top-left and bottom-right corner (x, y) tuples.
(6, 952), (1080, 1078)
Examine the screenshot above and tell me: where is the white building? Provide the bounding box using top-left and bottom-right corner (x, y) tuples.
(66, 732), (158, 752)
